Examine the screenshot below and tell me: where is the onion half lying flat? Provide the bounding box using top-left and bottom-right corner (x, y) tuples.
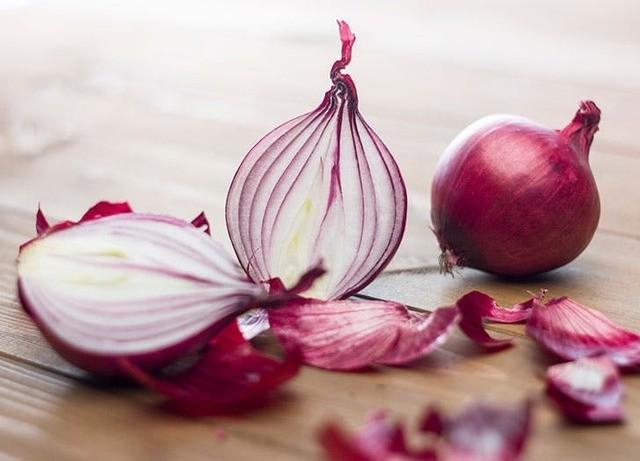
(226, 21), (407, 300)
(18, 202), (276, 376)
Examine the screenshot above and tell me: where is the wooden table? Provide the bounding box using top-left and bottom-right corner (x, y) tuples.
(1, 1), (638, 459)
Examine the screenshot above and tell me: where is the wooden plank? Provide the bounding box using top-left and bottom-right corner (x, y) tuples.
(0, 329), (638, 461)
(0, 355), (307, 461)
(362, 231), (640, 329)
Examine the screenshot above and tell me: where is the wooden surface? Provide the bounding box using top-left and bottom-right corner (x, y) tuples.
(1, 1), (639, 459)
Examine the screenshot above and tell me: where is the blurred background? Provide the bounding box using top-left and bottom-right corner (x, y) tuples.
(0, 0), (638, 261)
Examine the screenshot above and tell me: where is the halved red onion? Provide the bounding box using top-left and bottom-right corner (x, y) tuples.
(226, 20), (407, 300)
(456, 291), (538, 350)
(319, 410), (436, 461)
(437, 400), (532, 461)
(17, 203), (318, 376)
(526, 297), (640, 369)
(545, 355), (623, 424)
(119, 322), (301, 417)
(269, 299), (459, 370)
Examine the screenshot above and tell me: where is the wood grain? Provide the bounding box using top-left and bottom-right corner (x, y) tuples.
(0, 1), (639, 460)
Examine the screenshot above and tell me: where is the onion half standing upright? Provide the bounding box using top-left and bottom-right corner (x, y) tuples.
(431, 101), (601, 277)
(226, 21), (407, 300)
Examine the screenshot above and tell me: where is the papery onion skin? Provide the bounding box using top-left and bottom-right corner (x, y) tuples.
(439, 400), (533, 461)
(319, 410), (436, 461)
(526, 296), (640, 369)
(226, 20), (407, 300)
(545, 356), (623, 424)
(268, 289), (533, 370)
(320, 400), (532, 461)
(119, 322), (302, 417)
(269, 299), (459, 370)
(455, 290), (538, 350)
(431, 101), (601, 276)
(17, 203), (279, 377)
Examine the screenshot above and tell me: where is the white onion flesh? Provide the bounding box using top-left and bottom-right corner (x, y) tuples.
(226, 22), (407, 300)
(18, 213), (264, 355)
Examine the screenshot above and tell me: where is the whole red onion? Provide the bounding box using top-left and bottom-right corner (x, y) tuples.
(431, 101), (601, 276)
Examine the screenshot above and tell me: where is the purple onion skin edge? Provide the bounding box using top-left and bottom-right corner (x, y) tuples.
(431, 101), (601, 277)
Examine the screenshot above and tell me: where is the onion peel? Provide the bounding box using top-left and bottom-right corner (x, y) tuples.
(545, 355), (623, 424)
(526, 297), (640, 369)
(190, 211), (211, 235)
(28, 201), (133, 246)
(437, 400), (533, 461)
(318, 411), (436, 461)
(269, 299), (459, 370)
(455, 291), (539, 350)
(319, 400), (532, 461)
(119, 321), (301, 417)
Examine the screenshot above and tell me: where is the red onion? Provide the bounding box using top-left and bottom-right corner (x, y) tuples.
(226, 21), (407, 300)
(17, 202), (318, 377)
(431, 101), (601, 276)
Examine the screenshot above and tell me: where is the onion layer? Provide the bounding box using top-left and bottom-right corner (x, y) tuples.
(435, 400), (533, 461)
(526, 296), (640, 370)
(269, 299), (459, 370)
(455, 290), (537, 350)
(119, 321), (301, 416)
(319, 411), (436, 461)
(319, 400), (532, 461)
(431, 102), (601, 276)
(545, 355), (623, 424)
(17, 203), (317, 376)
(226, 21), (407, 300)
(267, 290), (533, 370)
